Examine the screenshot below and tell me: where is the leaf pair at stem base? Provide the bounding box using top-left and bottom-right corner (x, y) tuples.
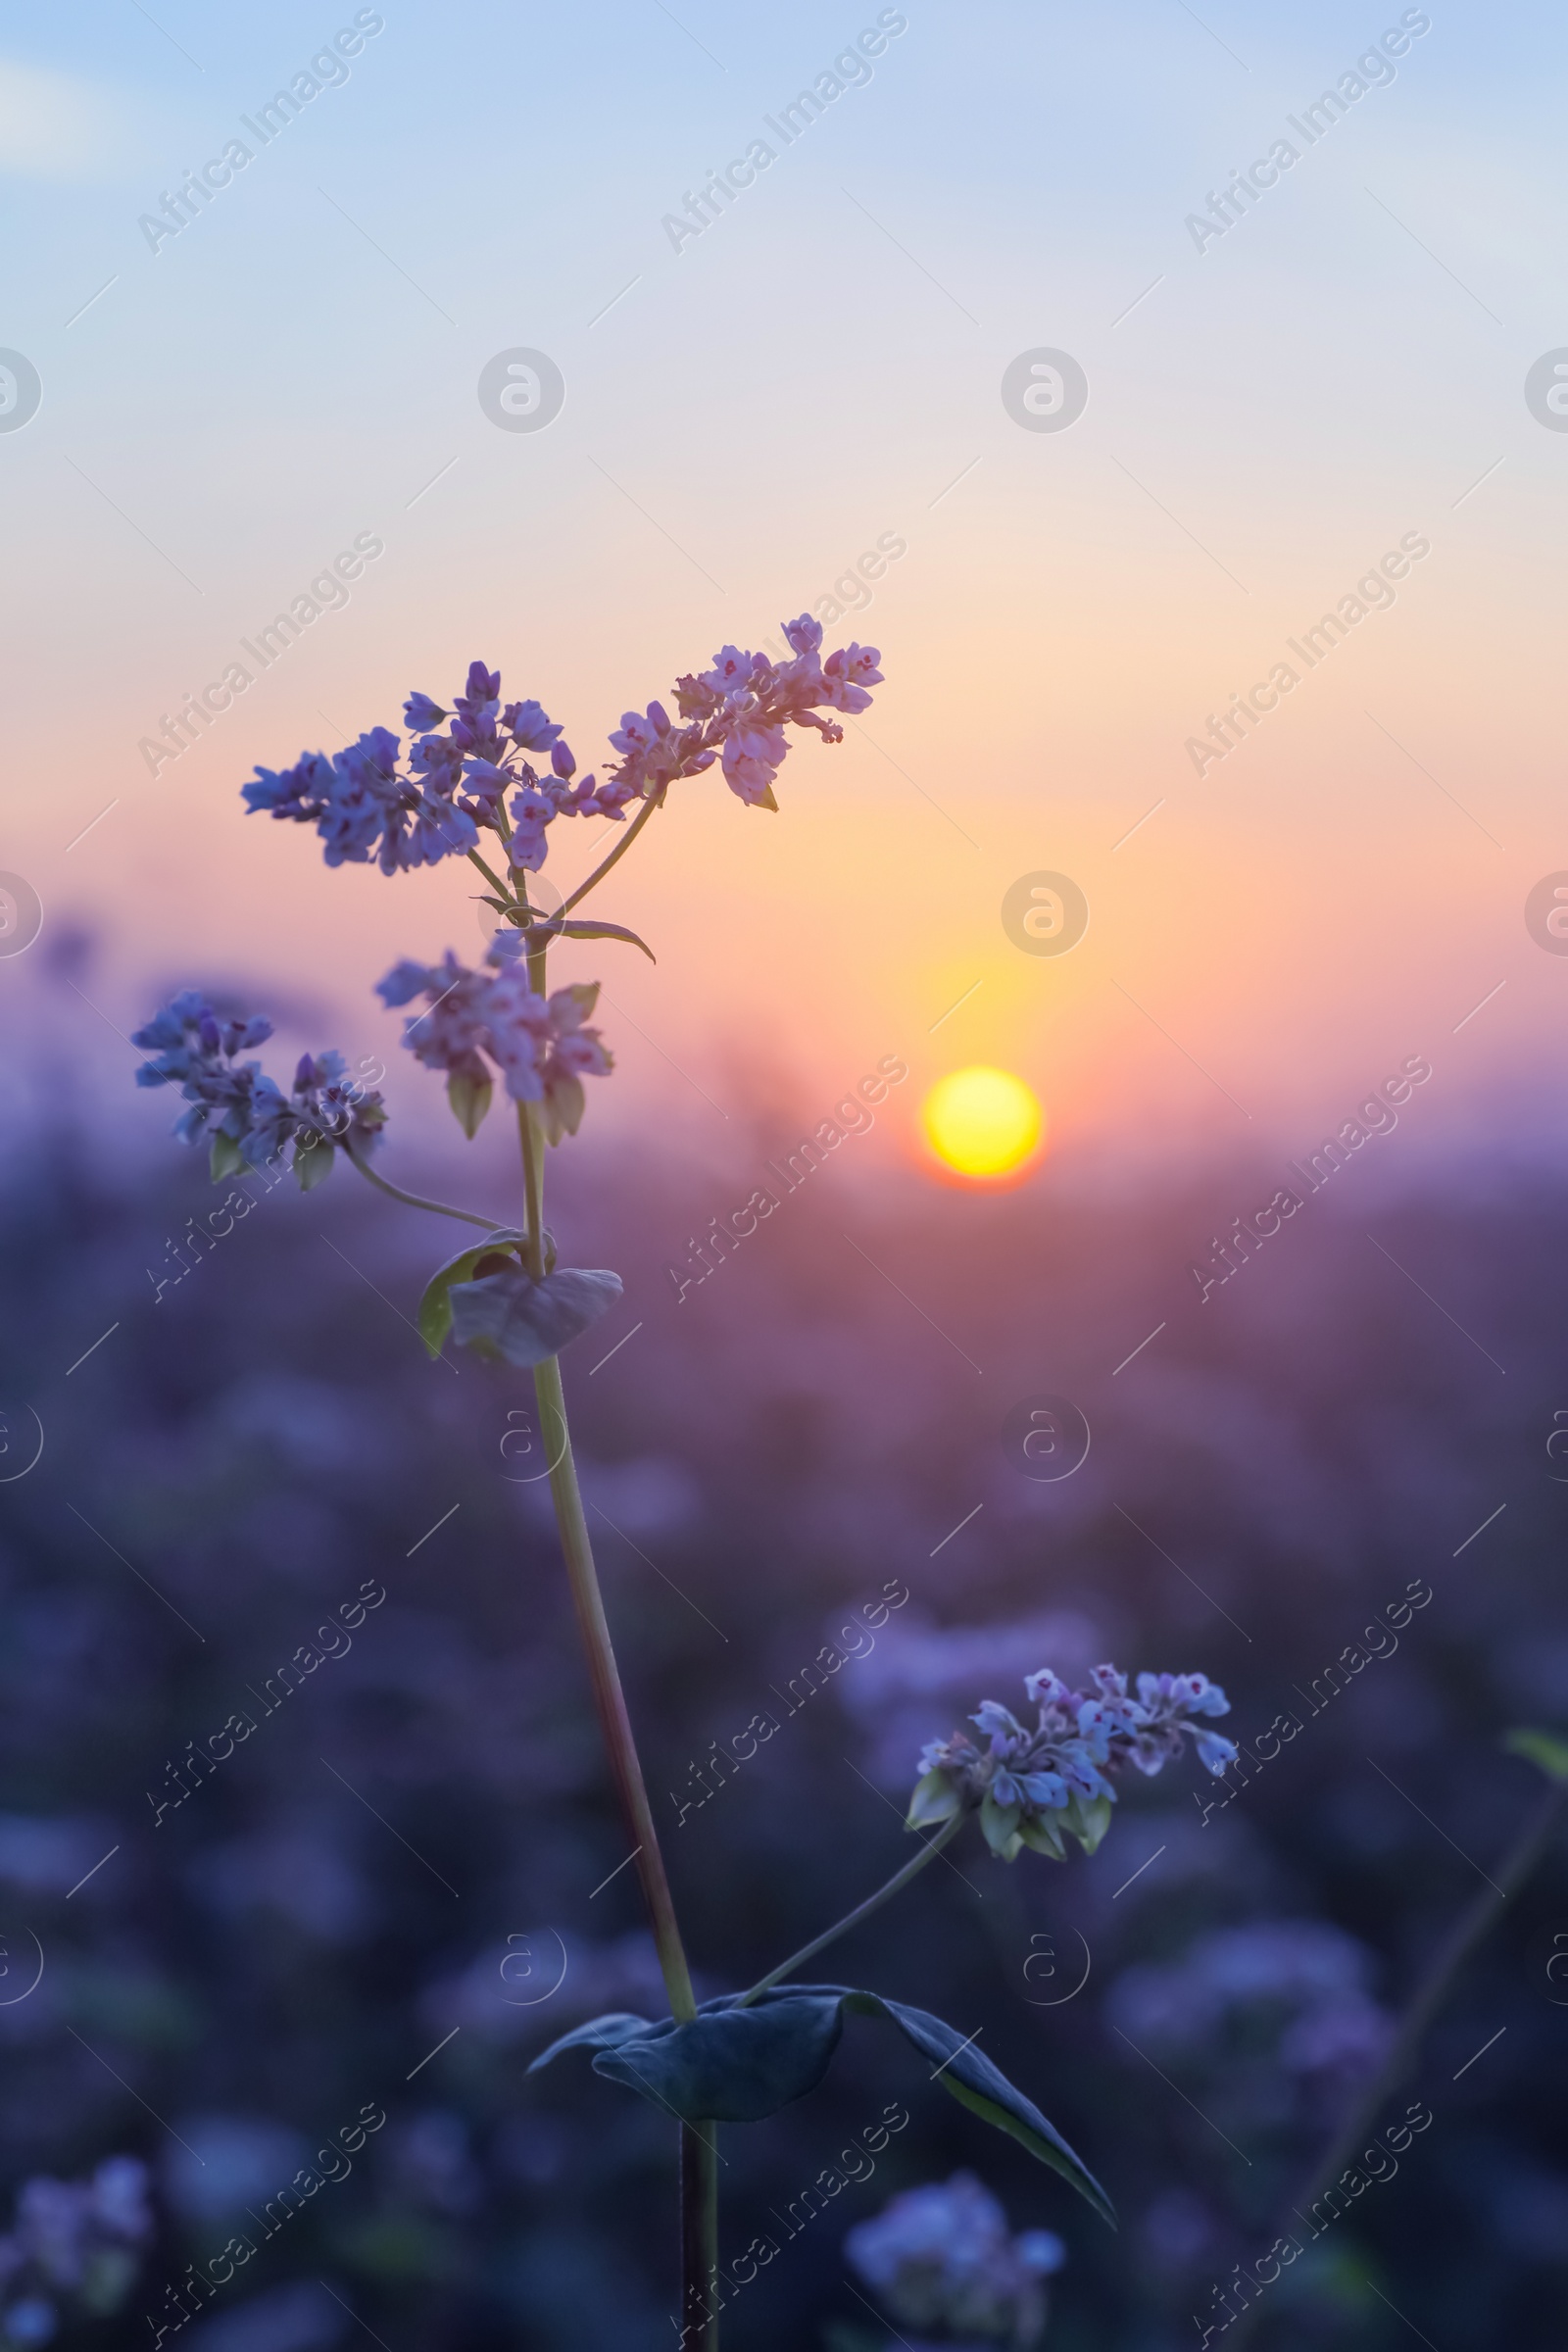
(531, 1984), (1115, 2229)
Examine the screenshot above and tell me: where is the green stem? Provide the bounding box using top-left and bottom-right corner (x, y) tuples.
(513, 1088), (713, 2332)
(680, 2126), (720, 2352)
(736, 1810), (968, 2007)
(343, 1140), (505, 1230)
(466, 845), (513, 903)
(1224, 1774), (1568, 2350)
(559, 792), (661, 915)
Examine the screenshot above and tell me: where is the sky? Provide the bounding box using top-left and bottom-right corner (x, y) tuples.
(3, 0), (1567, 1197)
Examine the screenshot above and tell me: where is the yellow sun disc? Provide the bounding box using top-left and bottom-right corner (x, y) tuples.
(922, 1067), (1044, 1179)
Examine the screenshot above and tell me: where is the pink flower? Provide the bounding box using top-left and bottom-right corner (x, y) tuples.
(720, 719), (789, 806)
(701, 647), (762, 697)
(821, 642), (883, 711)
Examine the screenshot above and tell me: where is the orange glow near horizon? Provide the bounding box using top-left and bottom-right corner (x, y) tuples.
(922, 1067), (1044, 1183)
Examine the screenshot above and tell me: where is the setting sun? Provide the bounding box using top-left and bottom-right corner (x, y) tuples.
(922, 1066), (1044, 1180)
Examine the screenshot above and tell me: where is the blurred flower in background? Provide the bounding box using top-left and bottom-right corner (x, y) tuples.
(1105, 1920), (1395, 2127)
(0, 2160), (152, 2347)
(841, 2172), (1064, 2349)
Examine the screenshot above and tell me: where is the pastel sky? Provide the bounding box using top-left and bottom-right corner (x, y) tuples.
(3, 0), (1565, 1193)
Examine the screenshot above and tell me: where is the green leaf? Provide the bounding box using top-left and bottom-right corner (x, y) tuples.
(1504, 1727), (1568, 1784)
(209, 1131), (246, 1181)
(1062, 1792), (1113, 1855)
(540, 1070), (585, 1147)
(447, 1064), (493, 1139)
(416, 1231), (527, 1358)
(980, 1792), (1022, 1858)
(294, 1137), (334, 1191)
(906, 1770), (960, 1831)
(1018, 1811), (1068, 1860)
(448, 1265), (622, 1367)
(529, 1984), (1114, 2228)
(555, 918), (656, 963)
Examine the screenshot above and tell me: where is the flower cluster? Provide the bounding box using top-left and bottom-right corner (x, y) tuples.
(132, 992), (386, 1186)
(909, 1666), (1237, 1861)
(241, 624), (884, 878)
(0, 2158), (153, 2348)
(376, 936), (612, 1143)
(612, 614), (883, 810)
(844, 2172), (1065, 2349)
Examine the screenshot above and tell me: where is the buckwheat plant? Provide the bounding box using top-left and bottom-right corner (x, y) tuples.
(131, 622), (1237, 2348)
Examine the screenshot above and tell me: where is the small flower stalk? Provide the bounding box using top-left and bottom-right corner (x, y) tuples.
(375, 943), (611, 1144)
(132, 992), (385, 1187)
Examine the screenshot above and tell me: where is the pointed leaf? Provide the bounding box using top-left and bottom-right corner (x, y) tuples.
(294, 1137), (334, 1191)
(210, 1131), (246, 1181)
(447, 1063), (493, 1139)
(540, 1069), (585, 1147)
(528, 2012), (662, 2072)
(416, 1230), (527, 1358)
(448, 1265), (622, 1367)
(528, 1984), (1113, 2226)
(1018, 1812), (1068, 1861)
(593, 1994), (845, 2122)
(1063, 1792), (1113, 1855)
(980, 1793), (1022, 1856)
(906, 1771), (961, 1831)
(556, 918), (656, 963)
(839, 1990), (1114, 2226)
